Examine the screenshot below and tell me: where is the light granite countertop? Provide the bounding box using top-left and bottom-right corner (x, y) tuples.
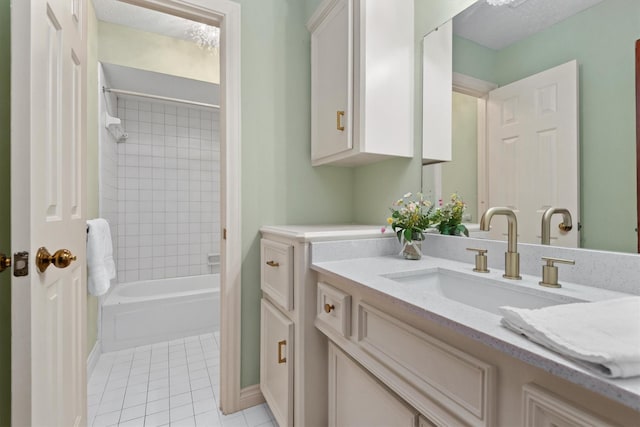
(311, 253), (640, 411)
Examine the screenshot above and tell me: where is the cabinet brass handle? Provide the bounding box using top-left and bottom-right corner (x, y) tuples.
(266, 260), (280, 267)
(336, 110), (345, 131)
(324, 303), (335, 313)
(277, 340), (287, 364)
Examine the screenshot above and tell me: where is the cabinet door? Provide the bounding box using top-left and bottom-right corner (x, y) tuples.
(311, 0), (352, 163)
(260, 299), (294, 427)
(328, 342), (418, 427)
(523, 384), (618, 427)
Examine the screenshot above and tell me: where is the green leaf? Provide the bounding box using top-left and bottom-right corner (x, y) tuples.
(404, 228), (412, 241)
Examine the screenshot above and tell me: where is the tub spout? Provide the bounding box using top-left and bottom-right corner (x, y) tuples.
(541, 207), (573, 245)
(479, 207), (521, 280)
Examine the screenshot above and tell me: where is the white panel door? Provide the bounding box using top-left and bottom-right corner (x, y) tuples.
(486, 60), (579, 247)
(11, 0), (87, 425)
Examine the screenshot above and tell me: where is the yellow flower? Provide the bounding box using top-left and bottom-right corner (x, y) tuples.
(386, 217), (393, 224)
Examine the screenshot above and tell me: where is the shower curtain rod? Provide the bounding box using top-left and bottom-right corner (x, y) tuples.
(103, 87), (220, 110)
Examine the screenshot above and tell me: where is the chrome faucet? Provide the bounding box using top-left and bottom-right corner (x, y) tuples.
(479, 207), (521, 280)
(540, 207), (573, 245)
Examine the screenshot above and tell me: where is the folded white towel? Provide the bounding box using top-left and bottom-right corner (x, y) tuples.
(86, 218), (116, 296)
(500, 297), (640, 378)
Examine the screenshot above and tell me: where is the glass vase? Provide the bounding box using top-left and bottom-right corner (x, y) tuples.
(402, 231), (424, 260)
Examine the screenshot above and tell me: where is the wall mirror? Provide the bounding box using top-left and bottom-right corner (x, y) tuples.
(421, 0), (639, 254)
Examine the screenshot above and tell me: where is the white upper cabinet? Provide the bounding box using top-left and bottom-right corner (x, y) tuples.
(308, 0), (414, 166)
(422, 20), (453, 164)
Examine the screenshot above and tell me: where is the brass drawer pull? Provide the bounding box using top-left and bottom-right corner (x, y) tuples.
(324, 303), (335, 313)
(336, 110), (345, 131)
(277, 340), (287, 364)
(266, 260), (280, 267)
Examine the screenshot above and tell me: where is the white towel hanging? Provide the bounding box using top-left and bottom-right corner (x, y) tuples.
(86, 218), (116, 296)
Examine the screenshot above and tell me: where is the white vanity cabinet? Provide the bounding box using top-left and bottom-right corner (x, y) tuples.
(308, 0), (414, 166)
(260, 299), (294, 427)
(259, 226), (386, 427)
(328, 341), (420, 427)
(315, 277), (637, 427)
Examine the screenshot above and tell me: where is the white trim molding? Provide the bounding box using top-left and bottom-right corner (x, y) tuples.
(239, 385), (266, 410)
(87, 341), (101, 380)
(120, 0), (243, 414)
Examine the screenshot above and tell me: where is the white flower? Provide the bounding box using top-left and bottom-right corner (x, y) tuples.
(403, 192), (412, 198)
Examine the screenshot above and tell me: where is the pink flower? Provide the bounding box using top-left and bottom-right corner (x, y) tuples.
(380, 227), (386, 234)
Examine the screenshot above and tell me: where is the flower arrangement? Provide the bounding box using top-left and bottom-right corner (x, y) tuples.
(429, 193), (469, 237)
(387, 192), (433, 243)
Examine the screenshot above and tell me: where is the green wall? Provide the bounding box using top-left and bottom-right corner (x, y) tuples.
(236, 0), (354, 387)
(98, 21), (219, 84)
(0, 0), (11, 426)
(443, 92), (478, 221)
(352, 0), (476, 225)
(0, 0), (10, 424)
(451, 0), (639, 252)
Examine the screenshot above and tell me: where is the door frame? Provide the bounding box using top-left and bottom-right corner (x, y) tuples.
(636, 39), (640, 253)
(119, 0), (245, 413)
(11, 0), (246, 420)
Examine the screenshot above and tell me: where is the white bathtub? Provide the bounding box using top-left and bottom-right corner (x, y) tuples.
(102, 274), (219, 352)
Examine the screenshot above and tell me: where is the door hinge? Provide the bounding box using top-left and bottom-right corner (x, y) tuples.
(223, 228), (227, 240)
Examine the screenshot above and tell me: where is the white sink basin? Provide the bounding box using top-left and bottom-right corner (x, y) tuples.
(385, 269), (584, 315)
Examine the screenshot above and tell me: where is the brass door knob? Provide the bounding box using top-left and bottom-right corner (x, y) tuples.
(324, 303), (335, 313)
(0, 253), (10, 273)
(36, 247), (77, 273)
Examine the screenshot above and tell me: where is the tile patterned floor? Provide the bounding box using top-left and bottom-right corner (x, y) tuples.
(88, 333), (276, 427)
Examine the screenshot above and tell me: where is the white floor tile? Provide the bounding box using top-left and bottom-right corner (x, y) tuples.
(120, 403), (146, 422)
(172, 416), (197, 427)
(219, 412), (248, 427)
(93, 410), (121, 427)
(191, 387), (214, 403)
(193, 398), (216, 416)
(170, 403), (194, 422)
(170, 392), (192, 409)
(146, 397), (170, 415)
(144, 409), (170, 427)
(88, 333), (269, 427)
(123, 391), (147, 409)
(118, 416), (145, 426)
(195, 410), (221, 427)
(241, 404), (271, 427)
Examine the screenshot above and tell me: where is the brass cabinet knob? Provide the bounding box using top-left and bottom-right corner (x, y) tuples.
(324, 303), (335, 313)
(0, 253), (11, 273)
(36, 247), (77, 273)
(265, 260), (280, 267)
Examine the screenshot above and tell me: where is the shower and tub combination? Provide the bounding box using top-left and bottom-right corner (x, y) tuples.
(97, 62), (221, 351)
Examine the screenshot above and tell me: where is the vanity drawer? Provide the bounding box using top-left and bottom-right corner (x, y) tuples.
(261, 239), (294, 311)
(357, 302), (495, 427)
(317, 282), (351, 337)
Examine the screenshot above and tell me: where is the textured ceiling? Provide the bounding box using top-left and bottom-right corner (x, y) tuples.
(453, 0), (604, 50)
(92, 0), (217, 41)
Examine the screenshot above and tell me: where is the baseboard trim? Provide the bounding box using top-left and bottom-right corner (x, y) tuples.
(238, 384), (265, 410)
(87, 340), (101, 380)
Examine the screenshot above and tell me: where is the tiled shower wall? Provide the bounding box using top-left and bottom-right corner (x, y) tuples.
(98, 65), (119, 265)
(108, 97), (220, 283)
